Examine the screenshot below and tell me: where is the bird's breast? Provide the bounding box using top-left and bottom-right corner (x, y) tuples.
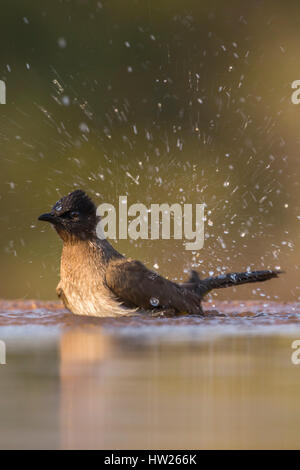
(58, 242), (132, 317)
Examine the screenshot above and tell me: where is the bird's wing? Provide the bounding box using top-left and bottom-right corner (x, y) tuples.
(105, 259), (203, 314)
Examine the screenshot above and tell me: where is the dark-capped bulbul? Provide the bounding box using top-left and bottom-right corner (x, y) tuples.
(38, 190), (282, 317)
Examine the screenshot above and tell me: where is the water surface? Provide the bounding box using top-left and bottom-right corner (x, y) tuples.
(0, 300), (300, 449)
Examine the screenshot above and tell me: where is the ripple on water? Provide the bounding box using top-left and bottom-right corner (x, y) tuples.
(0, 300), (300, 343)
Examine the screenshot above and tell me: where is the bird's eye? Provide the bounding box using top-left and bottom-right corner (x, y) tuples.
(70, 211), (80, 219)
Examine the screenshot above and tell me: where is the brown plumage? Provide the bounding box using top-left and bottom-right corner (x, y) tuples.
(38, 190), (282, 317)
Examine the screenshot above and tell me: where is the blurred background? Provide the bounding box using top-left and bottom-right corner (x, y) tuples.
(0, 0), (299, 301)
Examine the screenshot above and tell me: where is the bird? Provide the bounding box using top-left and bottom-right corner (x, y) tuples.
(38, 189), (282, 317)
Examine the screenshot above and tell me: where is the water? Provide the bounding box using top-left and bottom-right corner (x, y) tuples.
(0, 300), (300, 449)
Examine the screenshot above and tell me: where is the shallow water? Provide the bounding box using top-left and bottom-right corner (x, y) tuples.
(0, 300), (300, 449)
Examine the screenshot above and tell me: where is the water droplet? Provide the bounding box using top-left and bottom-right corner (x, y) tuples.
(79, 122), (89, 133)
(62, 95), (70, 106)
(150, 297), (159, 307)
(58, 37), (67, 48)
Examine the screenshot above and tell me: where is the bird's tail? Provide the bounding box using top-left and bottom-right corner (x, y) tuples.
(190, 269), (282, 297)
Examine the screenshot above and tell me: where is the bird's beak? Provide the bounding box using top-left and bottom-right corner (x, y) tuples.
(38, 212), (57, 224)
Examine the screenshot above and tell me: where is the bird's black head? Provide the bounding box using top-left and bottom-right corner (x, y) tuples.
(38, 190), (98, 241)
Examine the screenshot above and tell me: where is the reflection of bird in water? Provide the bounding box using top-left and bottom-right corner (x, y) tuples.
(38, 190), (282, 317)
(60, 328), (112, 365)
